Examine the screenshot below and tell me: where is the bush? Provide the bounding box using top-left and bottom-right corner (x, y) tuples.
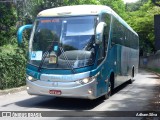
(0, 38), (27, 90)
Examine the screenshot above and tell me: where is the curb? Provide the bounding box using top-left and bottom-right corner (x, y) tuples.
(0, 86), (26, 96)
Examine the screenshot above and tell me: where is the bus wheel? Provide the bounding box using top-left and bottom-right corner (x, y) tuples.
(129, 68), (134, 84)
(129, 79), (133, 84)
(103, 80), (111, 99)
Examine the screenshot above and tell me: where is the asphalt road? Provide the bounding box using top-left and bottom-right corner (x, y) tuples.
(0, 69), (160, 120)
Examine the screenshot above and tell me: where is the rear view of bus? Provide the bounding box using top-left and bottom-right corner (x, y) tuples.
(18, 5), (139, 99)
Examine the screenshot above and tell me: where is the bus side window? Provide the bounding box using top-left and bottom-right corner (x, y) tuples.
(124, 28), (130, 48)
(104, 15), (111, 51)
(111, 17), (117, 46)
(103, 26), (107, 54)
(101, 13), (111, 46)
(111, 17), (124, 47)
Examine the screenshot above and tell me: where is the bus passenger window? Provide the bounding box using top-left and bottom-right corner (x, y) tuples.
(101, 13), (111, 49)
(111, 17), (125, 46)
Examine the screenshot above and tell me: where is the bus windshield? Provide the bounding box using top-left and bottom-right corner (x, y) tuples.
(29, 16), (96, 69)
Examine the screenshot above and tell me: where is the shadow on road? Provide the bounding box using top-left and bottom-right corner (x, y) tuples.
(15, 95), (105, 110)
(15, 81), (132, 110)
(113, 80), (133, 95)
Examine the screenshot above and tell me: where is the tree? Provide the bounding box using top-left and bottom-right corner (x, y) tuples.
(126, 0), (148, 12)
(0, 2), (17, 46)
(24, 0), (99, 21)
(98, 0), (126, 18)
(126, 0), (160, 54)
(23, 0), (126, 22)
(152, 0), (160, 7)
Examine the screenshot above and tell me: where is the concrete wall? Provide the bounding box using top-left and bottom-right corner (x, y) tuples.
(140, 53), (160, 69)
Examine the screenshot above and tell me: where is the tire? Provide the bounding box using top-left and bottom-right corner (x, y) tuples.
(104, 80), (111, 99)
(129, 68), (134, 84)
(129, 79), (133, 84)
(103, 76), (114, 100)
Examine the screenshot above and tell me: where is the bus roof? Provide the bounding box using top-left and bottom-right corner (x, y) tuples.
(37, 5), (138, 36)
(37, 5), (111, 17)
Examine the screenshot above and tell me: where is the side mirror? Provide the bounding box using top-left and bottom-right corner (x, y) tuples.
(17, 24), (33, 44)
(96, 22), (106, 44)
(111, 41), (116, 47)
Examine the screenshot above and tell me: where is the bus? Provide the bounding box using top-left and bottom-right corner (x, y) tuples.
(17, 5), (139, 99)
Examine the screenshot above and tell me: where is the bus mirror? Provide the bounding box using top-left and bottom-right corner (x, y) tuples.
(96, 22), (106, 44)
(17, 24), (33, 44)
(111, 41), (116, 47)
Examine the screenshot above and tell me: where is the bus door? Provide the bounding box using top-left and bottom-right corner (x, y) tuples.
(96, 27), (108, 97)
(96, 14), (111, 96)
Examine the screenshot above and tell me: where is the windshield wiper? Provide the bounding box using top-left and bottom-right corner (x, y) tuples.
(37, 42), (76, 73)
(58, 20), (75, 74)
(37, 42), (54, 72)
(59, 45), (76, 74)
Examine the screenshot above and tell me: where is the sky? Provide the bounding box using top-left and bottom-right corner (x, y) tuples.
(123, 0), (139, 3)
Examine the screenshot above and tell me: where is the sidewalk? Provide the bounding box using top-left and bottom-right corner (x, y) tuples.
(0, 86), (26, 96)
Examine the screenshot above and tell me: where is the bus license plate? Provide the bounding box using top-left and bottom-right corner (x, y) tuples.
(49, 90), (61, 95)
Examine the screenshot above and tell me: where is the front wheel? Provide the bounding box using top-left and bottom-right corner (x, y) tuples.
(103, 80), (111, 99)
(129, 79), (133, 84)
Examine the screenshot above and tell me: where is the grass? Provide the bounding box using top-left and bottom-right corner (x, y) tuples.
(147, 68), (160, 74)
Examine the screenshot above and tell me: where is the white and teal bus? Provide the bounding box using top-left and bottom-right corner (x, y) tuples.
(17, 5), (139, 99)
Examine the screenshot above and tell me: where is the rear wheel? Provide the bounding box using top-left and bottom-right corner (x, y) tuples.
(129, 68), (134, 84)
(103, 74), (114, 99)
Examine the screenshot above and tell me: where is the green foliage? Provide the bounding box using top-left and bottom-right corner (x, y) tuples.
(63, 0), (100, 5)
(98, 0), (126, 18)
(0, 3), (17, 46)
(0, 37), (28, 90)
(21, 0), (129, 25)
(126, 0), (148, 12)
(152, 0), (160, 7)
(126, 0), (160, 54)
(0, 3), (28, 90)
(148, 67), (160, 74)
(24, 0), (100, 21)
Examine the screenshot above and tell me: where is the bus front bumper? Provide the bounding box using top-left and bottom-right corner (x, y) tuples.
(26, 79), (97, 99)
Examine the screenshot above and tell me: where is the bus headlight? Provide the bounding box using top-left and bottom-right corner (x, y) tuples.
(77, 77), (96, 85)
(77, 72), (100, 85)
(27, 75), (37, 81)
(82, 78), (90, 84)
(28, 76), (33, 80)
